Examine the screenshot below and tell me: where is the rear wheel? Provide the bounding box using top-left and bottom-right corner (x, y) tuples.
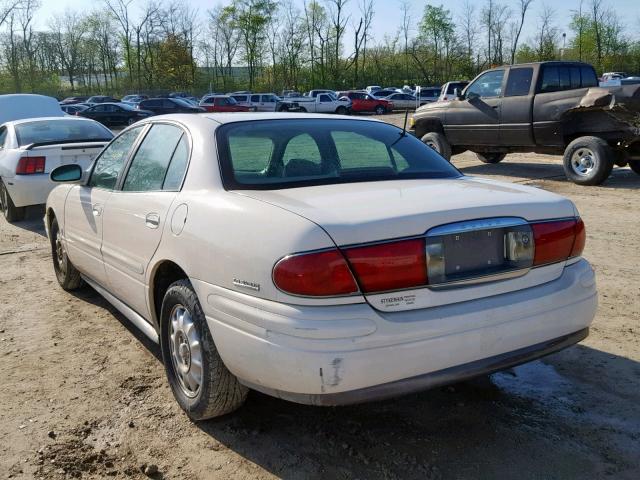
(336, 106), (347, 115)
(629, 160), (640, 175)
(374, 105), (386, 115)
(126, 117), (136, 126)
(298, 107), (307, 113)
(0, 180), (25, 223)
(421, 132), (452, 161)
(50, 217), (83, 291)
(161, 280), (248, 420)
(476, 152), (507, 164)
(563, 136), (614, 186)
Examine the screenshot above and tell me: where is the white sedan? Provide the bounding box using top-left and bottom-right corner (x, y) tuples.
(385, 92), (418, 110)
(45, 113), (597, 420)
(0, 117), (113, 221)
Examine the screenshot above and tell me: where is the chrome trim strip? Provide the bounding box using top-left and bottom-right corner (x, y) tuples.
(82, 275), (159, 344)
(427, 267), (531, 290)
(426, 217), (528, 237)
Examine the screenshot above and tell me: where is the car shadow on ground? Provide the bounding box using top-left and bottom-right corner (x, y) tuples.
(190, 344), (639, 480)
(10, 204), (47, 236)
(457, 160), (640, 190)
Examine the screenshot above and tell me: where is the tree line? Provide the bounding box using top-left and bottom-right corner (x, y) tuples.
(0, 0), (637, 97)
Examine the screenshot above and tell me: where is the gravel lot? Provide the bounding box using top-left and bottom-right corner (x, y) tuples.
(0, 114), (639, 479)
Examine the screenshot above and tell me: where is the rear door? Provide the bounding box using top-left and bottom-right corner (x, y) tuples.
(64, 127), (145, 286)
(101, 123), (190, 319)
(445, 69), (506, 146)
(500, 66), (535, 146)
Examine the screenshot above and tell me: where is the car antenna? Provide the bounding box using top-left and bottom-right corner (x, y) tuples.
(401, 109), (409, 137)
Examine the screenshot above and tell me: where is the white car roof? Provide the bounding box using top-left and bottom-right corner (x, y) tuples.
(0, 94), (64, 125)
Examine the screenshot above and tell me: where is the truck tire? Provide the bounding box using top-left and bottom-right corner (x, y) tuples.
(629, 160), (640, 175)
(161, 279), (248, 420)
(298, 106), (307, 113)
(50, 216), (83, 291)
(563, 136), (614, 186)
(335, 106), (348, 115)
(476, 152), (506, 164)
(0, 180), (25, 222)
(421, 132), (452, 161)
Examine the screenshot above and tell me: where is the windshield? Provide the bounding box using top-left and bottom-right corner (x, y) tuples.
(217, 119), (460, 190)
(16, 119), (113, 146)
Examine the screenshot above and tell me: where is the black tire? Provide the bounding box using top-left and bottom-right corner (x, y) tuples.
(160, 279), (248, 420)
(336, 106), (347, 115)
(375, 105), (386, 115)
(563, 136), (614, 186)
(50, 217), (83, 291)
(421, 132), (452, 161)
(629, 160), (640, 175)
(476, 152), (507, 164)
(298, 107), (307, 113)
(0, 179), (25, 222)
(126, 117), (136, 126)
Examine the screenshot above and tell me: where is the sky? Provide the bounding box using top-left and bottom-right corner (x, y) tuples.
(36, 0), (639, 47)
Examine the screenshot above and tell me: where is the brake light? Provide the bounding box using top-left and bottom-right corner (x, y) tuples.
(532, 219), (585, 266)
(273, 249), (358, 296)
(343, 239), (427, 293)
(16, 156), (46, 175)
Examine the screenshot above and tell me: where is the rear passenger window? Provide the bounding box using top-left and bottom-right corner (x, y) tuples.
(505, 68), (533, 96)
(332, 131), (393, 169)
(122, 124), (184, 191)
(581, 67), (598, 87)
(570, 67), (581, 88)
(540, 67), (560, 93)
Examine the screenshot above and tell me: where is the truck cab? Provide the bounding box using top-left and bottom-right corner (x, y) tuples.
(411, 61), (640, 185)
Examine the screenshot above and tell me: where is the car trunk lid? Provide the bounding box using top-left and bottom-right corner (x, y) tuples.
(21, 141), (108, 174)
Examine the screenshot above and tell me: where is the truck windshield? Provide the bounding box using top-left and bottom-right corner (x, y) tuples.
(15, 119), (113, 146)
(217, 119), (461, 190)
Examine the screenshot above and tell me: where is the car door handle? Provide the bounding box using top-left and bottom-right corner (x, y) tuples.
(145, 213), (160, 229)
(92, 204), (103, 217)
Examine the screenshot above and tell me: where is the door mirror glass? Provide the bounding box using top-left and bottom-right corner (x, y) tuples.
(50, 164), (83, 182)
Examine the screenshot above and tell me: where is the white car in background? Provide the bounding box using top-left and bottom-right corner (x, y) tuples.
(45, 113), (597, 420)
(385, 92), (418, 110)
(0, 108), (113, 221)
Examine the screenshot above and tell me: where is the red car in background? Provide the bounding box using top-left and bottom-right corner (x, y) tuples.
(337, 91), (393, 114)
(199, 95), (254, 113)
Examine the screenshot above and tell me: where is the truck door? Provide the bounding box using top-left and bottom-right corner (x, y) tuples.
(499, 67), (535, 146)
(445, 69), (505, 146)
(317, 94), (334, 113)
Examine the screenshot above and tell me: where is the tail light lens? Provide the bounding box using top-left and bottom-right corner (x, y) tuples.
(532, 218), (585, 266)
(16, 156), (46, 175)
(273, 249), (358, 296)
(343, 239), (427, 293)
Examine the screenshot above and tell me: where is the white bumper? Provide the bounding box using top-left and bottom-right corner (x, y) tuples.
(3, 174), (52, 207)
(193, 259), (597, 404)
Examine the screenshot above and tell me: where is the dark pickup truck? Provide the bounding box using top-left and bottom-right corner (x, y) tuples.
(411, 61), (640, 185)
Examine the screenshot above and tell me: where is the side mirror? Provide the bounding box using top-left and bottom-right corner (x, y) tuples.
(454, 88), (462, 99)
(466, 91), (480, 101)
(50, 164), (83, 183)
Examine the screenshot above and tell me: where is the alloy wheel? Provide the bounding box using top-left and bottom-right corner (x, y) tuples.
(570, 148), (596, 176)
(169, 304), (203, 398)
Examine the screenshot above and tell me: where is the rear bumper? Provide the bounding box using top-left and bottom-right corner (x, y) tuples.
(194, 259), (597, 405)
(3, 174), (51, 207)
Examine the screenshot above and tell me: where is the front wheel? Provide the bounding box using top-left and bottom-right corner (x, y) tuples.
(160, 280), (248, 420)
(421, 132), (452, 161)
(335, 106), (347, 115)
(0, 180), (25, 223)
(563, 136), (614, 186)
(50, 217), (83, 290)
(629, 160), (640, 175)
(374, 105), (386, 115)
(476, 152), (506, 164)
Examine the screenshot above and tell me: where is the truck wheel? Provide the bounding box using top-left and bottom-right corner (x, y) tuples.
(629, 160), (640, 175)
(0, 180), (25, 222)
(50, 216), (83, 291)
(336, 106), (347, 115)
(563, 136), (614, 186)
(476, 152), (506, 164)
(421, 132), (452, 161)
(298, 107), (307, 113)
(161, 279), (248, 420)
(375, 105), (386, 115)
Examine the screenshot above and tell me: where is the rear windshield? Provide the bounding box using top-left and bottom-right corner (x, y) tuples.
(217, 119), (461, 190)
(15, 120), (112, 146)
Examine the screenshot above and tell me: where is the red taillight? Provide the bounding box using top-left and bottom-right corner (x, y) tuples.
(16, 156), (46, 175)
(273, 249), (359, 296)
(532, 219), (585, 266)
(344, 238), (427, 293)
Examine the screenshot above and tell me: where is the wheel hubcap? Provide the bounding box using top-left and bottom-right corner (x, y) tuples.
(571, 148), (596, 176)
(425, 141), (439, 152)
(55, 231), (67, 276)
(169, 305), (202, 398)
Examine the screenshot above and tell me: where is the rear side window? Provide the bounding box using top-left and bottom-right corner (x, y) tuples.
(229, 135), (274, 173)
(540, 65), (598, 92)
(570, 67), (581, 88)
(251, 95), (260, 102)
(122, 124), (185, 192)
(90, 127), (143, 189)
(505, 68), (533, 97)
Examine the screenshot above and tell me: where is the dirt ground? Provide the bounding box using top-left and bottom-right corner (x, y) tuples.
(1, 115), (639, 479)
